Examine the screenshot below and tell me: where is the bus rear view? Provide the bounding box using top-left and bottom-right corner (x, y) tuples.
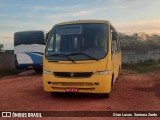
(14, 31), (46, 71)
(43, 20), (122, 98)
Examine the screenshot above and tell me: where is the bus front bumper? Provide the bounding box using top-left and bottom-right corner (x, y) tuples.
(42, 74), (112, 94)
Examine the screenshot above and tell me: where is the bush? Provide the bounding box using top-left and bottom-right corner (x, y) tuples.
(119, 33), (160, 52)
(122, 60), (160, 73)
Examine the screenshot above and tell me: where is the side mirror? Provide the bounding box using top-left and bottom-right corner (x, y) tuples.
(45, 31), (51, 43)
(112, 31), (117, 41)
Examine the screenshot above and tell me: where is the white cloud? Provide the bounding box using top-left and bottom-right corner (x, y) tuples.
(31, 4), (82, 11)
(70, 10), (94, 17)
(115, 19), (160, 33)
(46, 10), (95, 22)
(0, 34), (13, 44)
(0, 34), (13, 50)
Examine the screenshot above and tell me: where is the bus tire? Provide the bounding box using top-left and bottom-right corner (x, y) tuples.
(111, 74), (114, 86)
(50, 92), (59, 96)
(117, 67), (121, 80)
(101, 93), (110, 98)
(34, 68), (42, 72)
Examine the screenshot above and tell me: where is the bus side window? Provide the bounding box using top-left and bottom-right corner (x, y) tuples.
(111, 30), (118, 56)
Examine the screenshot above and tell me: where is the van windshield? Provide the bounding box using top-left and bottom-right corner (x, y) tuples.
(46, 23), (108, 61)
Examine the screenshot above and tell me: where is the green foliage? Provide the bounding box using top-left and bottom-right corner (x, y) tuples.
(122, 60), (160, 73)
(119, 33), (160, 51)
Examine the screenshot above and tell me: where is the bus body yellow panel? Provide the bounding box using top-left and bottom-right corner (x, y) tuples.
(43, 57), (112, 93)
(112, 51), (122, 83)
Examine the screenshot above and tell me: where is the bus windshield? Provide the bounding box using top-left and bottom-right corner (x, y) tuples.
(46, 23), (108, 61)
(14, 31), (45, 46)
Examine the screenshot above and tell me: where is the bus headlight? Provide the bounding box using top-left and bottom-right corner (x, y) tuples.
(43, 70), (53, 75)
(95, 70), (112, 75)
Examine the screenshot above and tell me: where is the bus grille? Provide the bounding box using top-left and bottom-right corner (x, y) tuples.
(53, 72), (93, 78)
(52, 82), (94, 86)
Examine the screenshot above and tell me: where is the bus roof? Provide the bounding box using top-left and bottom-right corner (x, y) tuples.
(14, 30), (46, 35)
(14, 30), (46, 46)
(54, 20), (110, 27)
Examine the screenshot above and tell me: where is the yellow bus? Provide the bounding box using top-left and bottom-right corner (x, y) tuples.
(43, 20), (122, 98)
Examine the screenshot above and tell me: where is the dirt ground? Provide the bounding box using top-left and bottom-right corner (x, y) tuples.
(0, 70), (159, 120)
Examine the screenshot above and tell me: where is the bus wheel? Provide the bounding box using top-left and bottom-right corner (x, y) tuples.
(50, 92), (58, 96)
(100, 93), (110, 98)
(111, 74), (114, 86)
(34, 68), (42, 72)
(117, 67), (121, 80)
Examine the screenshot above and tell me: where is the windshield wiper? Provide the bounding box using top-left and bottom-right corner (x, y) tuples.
(67, 52), (98, 61)
(47, 53), (76, 64)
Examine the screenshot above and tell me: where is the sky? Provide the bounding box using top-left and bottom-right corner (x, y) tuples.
(0, 0), (160, 50)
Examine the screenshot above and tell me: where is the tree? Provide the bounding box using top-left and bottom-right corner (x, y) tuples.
(119, 32), (160, 52)
(0, 44), (3, 51)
